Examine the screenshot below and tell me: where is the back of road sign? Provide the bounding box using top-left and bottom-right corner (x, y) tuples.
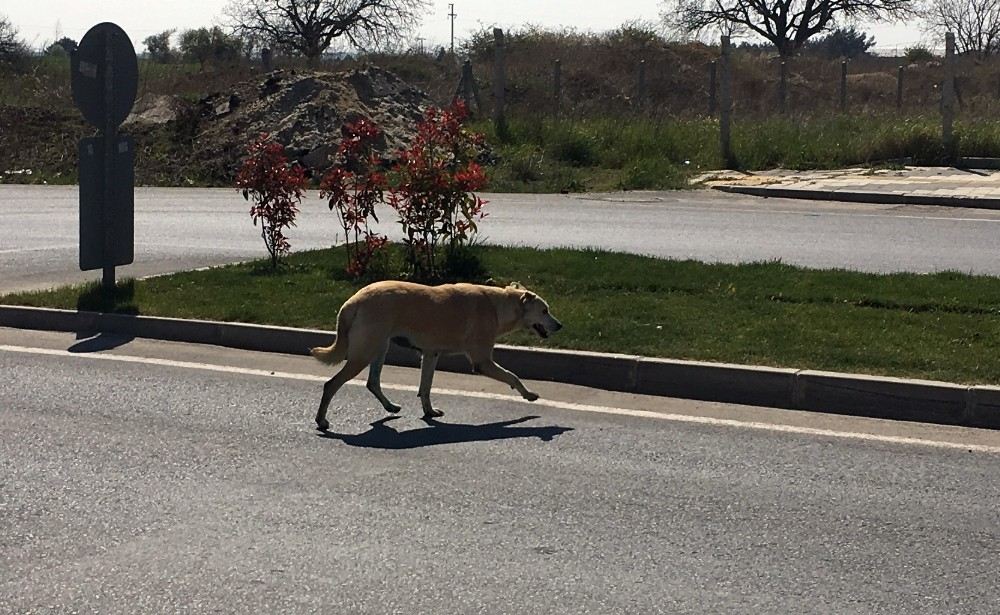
(79, 135), (135, 270)
(71, 23), (138, 130)
(71, 22), (138, 275)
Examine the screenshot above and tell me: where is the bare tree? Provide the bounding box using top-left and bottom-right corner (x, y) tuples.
(223, 0), (428, 62)
(925, 0), (1000, 57)
(663, 0), (916, 56)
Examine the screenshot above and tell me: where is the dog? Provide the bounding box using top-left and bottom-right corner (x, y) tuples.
(310, 280), (563, 430)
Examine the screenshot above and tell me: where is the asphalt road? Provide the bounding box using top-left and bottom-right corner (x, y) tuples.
(3, 185), (1000, 293)
(2, 327), (999, 614)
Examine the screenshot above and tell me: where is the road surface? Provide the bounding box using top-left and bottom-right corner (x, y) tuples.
(3, 185), (1000, 293)
(2, 327), (999, 614)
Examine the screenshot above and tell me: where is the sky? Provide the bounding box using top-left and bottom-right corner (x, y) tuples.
(3, 0), (933, 55)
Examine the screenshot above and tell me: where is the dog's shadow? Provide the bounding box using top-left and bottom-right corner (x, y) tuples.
(318, 415), (573, 449)
(67, 331), (135, 353)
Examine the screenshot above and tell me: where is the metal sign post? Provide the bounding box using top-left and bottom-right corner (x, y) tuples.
(71, 22), (138, 291)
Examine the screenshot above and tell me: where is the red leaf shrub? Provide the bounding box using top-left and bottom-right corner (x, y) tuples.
(388, 101), (488, 280)
(319, 118), (389, 278)
(235, 133), (306, 269)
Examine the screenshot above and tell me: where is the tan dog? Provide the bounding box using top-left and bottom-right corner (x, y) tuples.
(310, 280), (563, 430)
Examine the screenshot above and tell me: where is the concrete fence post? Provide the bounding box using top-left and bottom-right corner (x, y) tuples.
(896, 65), (904, 110)
(553, 58), (562, 116)
(708, 60), (717, 115)
(778, 61), (787, 113)
(459, 59), (481, 115)
(719, 36), (733, 167)
(492, 27), (506, 132)
(840, 60), (847, 112)
(942, 31), (956, 158)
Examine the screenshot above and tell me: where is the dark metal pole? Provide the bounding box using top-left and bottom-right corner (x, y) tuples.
(779, 61), (787, 114)
(637, 59), (646, 110)
(102, 29), (115, 292)
(553, 59), (561, 116)
(943, 32), (956, 158)
(709, 60), (717, 115)
(720, 36), (732, 167)
(896, 65), (903, 110)
(493, 28), (506, 132)
(840, 60), (847, 112)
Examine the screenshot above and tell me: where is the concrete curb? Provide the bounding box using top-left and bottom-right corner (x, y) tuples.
(959, 157), (1000, 170)
(2, 304), (997, 430)
(713, 185), (1000, 211)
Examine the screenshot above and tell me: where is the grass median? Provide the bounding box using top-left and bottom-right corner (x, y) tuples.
(4, 245), (1000, 385)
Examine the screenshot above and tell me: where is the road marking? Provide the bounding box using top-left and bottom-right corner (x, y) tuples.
(0, 244), (76, 255)
(3, 342), (999, 455)
(665, 204), (1000, 224)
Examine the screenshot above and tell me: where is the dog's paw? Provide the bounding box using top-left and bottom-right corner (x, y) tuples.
(384, 403), (402, 414)
(523, 391), (540, 402)
(316, 418), (330, 431)
(422, 408), (444, 419)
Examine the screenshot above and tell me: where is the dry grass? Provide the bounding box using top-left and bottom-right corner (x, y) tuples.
(8, 29), (1000, 188)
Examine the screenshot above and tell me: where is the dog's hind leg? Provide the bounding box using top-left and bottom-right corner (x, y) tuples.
(315, 359), (368, 431)
(417, 351), (443, 419)
(474, 358), (539, 402)
(366, 339), (402, 414)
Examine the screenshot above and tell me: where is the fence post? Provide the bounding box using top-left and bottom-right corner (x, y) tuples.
(459, 59), (481, 115)
(708, 60), (717, 115)
(720, 36), (733, 167)
(942, 31), (956, 159)
(779, 61), (787, 113)
(840, 60), (847, 112)
(553, 58), (562, 116)
(896, 65), (903, 110)
(493, 27), (506, 133)
(637, 59), (647, 110)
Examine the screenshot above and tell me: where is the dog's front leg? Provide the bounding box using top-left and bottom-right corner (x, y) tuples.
(418, 351), (443, 418)
(476, 360), (539, 402)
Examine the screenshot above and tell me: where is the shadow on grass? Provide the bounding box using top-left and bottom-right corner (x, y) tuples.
(318, 415), (573, 449)
(76, 278), (139, 315)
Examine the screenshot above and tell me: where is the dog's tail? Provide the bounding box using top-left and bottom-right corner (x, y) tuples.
(309, 341), (344, 365)
(310, 302), (357, 365)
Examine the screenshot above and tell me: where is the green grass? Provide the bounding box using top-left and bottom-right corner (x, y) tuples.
(473, 116), (721, 192)
(5, 246), (1000, 385)
(472, 114), (1000, 192)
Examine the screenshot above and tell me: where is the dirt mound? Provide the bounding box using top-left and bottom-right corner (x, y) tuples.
(178, 66), (429, 181)
(115, 66), (430, 184)
(125, 95), (188, 126)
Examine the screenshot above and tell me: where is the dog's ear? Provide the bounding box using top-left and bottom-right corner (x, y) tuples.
(520, 291), (537, 305)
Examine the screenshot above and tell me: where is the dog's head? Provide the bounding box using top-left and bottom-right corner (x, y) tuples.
(510, 284), (563, 339)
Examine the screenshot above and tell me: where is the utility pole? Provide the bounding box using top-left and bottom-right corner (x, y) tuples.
(448, 3), (456, 55)
(416, 36), (425, 54)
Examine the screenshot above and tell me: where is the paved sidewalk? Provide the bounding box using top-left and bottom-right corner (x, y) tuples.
(695, 166), (1000, 209)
